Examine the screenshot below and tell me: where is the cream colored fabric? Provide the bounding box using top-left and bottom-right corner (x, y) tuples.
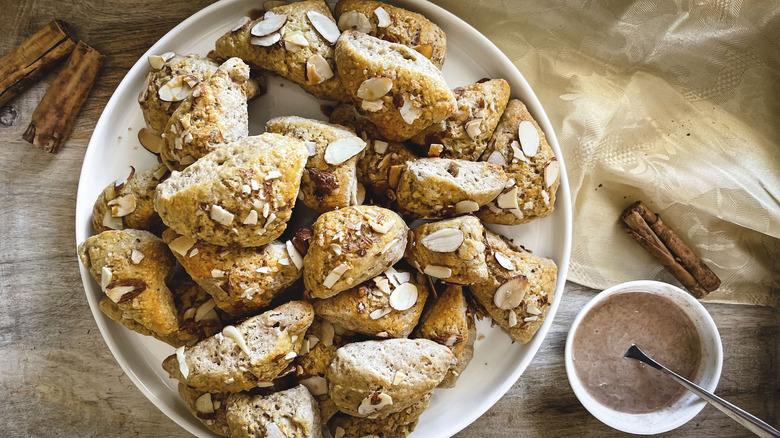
(432, 0), (780, 306)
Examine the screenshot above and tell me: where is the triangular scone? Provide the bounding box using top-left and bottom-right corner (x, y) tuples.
(177, 383), (231, 436)
(328, 390), (433, 438)
(334, 0), (446, 68)
(162, 301), (314, 392)
(215, 0), (348, 102)
(477, 99), (561, 224)
(327, 339), (453, 418)
(410, 79), (510, 161)
(225, 385), (322, 438)
(161, 229), (303, 318)
(414, 285), (476, 388)
(312, 268), (428, 338)
(155, 133), (308, 247)
(78, 229), (178, 338)
(160, 57), (250, 171)
(335, 31), (456, 141)
(470, 230), (557, 344)
(91, 163), (169, 234)
(266, 116), (365, 213)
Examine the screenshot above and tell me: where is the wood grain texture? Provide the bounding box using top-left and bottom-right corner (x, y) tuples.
(0, 0), (777, 437)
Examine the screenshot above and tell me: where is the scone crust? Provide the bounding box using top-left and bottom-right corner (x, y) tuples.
(91, 163), (168, 233)
(327, 390), (434, 438)
(177, 384), (231, 436)
(226, 385), (323, 438)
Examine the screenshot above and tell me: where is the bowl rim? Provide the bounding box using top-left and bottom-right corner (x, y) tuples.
(564, 280), (723, 435)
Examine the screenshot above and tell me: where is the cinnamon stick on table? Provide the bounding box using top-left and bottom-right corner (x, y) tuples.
(620, 201), (721, 299)
(0, 20), (76, 107)
(22, 40), (104, 154)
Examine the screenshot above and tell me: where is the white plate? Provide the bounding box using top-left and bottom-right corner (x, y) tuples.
(75, 1), (572, 436)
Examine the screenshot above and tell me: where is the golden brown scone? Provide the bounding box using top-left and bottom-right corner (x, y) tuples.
(470, 230), (557, 344)
(266, 116), (366, 212)
(225, 385), (322, 438)
(78, 229), (178, 338)
(477, 99), (560, 224)
(328, 390), (433, 438)
(395, 158), (508, 219)
(410, 79), (511, 161)
(405, 215), (487, 284)
(215, 0), (349, 102)
(334, 0), (447, 68)
(335, 31), (456, 141)
(91, 163), (169, 234)
(162, 301), (314, 393)
(304, 206), (408, 299)
(155, 133), (308, 247)
(413, 285), (475, 388)
(312, 268), (428, 338)
(161, 228), (303, 318)
(177, 384), (230, 436)
(327, 339), (453, 418)
(160, 57), (250, 171)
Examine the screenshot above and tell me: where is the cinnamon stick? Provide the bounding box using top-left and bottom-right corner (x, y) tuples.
(22, 41), (104, 153)
(620, 201), (721, 299)
(0, 20), (76, 107)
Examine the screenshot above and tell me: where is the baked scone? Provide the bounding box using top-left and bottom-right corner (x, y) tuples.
(413, 285), (475, 388)
(410, 79), (511, 160)
(78, 229), (178, 338)
(160, 57), (251, 171)
(470, 230), (557, 344)
(328, 390), (433, 438)
(155, 133), (308, 247)
(304, 206), (408, 299)
(312, 267), (428, 338)
(333, 0), (446, 68)
(215, 0), (349, 102)
(266, 116), (365, 213)
(162, 301), (314, 392)
(177, 383), (230, 436)
(405, 215), (487, 284)
(395, 158), (508, 219)
(477, 99), (561, 224)
(91, 163), (169, 234)
(225, 385), (322, 438)
(335, 31), (456, 141)
(161, 229), (303, 318)
(327, 338), (453, 417)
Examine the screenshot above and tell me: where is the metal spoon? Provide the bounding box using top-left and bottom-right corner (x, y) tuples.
(624, 345), (780, 438)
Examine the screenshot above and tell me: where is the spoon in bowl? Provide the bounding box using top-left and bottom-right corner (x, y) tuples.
(625, 345), (780, 438)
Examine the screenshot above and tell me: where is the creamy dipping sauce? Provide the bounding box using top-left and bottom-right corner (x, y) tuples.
(572, 292), (701, 414)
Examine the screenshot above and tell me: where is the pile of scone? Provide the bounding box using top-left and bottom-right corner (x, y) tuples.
(77, 0), (560, 436)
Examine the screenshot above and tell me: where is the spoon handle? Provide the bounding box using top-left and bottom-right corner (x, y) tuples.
(625, 345), (780, 438)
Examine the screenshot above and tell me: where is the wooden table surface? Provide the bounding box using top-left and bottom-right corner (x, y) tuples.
(1, 1), (777, 437)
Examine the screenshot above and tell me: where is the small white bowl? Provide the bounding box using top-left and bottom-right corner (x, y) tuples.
(564, 280), (723, 435)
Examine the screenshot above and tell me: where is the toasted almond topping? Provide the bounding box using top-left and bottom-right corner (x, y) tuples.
(399, 94), (422, 124)
(210, 269), (224, 279)
(286, 240), (303, 270)
(148, 52), (174, 70)
(251, 32), (281, 46)
(427, 143), (443, 157)
(210, 205), (234, 226)
(194, 393), (214, 413)
(169, 235), (197, 256)
(494, 252), (515, 270)
(392, 371), (406, 386)
(182, 307), (196, 320)
(266, 423), (286, 438)
(413, 44), (434, 59)
(358, 391), (393, 415)
(323, 262), (349, 288)
(374, 6), (392, 27)
(306, 54), (334, 85)
(356, 183), (366, 205)
(232, 16), (252, 32)
(107, 194), (137, 218)
(195, 299), (217, 322)
(251, 12), (288, 37)
(321, 319), (335, 346)
(508, 310), (518, 327)
(496, 186), (519, 210)
(421, 228), (464, 252)
(361, 99), (384, 112)
(130, 249), (145, 264)
(284, 31), (309, 50)
(494, 275), (529, 310)
(242, 209), (259, 225)
(100, 267), (112, 290)
(373, 140), (389, 154)
(300, 375), (328, 396)
(518, 120), (540, 157)
(338, 10), (371, 33)
(105, 279), (146, 303)
(369, 219), (393, 234)
(284, 351), (297, 360)
(304, 141), (317, 156)
(389, 283), (418, 311)
(176, 346), (189, 379)
(465, 118), (482, 140)
(137, 128), (163, 155)
(454, 200), (480, 214)
(423, 265), (452, 279)
(222, 325), (251, 356)
(545, 158), (559, 188)
(525, 316), (539, 322)
(114, 165), (135, 190)
(158, 76), (193, 102)
(369, 307), (392, 320)
(388, 164), (403, 189)
(527, 303), (543, 315)
(307, 10), (340, 44)
(324, 136), (367, 165)
(334, 427), (346, 438)
(357, 77), (393, 101)
(374, 276), (392, 294)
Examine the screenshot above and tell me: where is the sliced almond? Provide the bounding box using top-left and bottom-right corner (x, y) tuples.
(266, 423), (286, 438)
(194, 393), (214, 414)
(251, 12), (288, 37)
(251, 33), (281, 47)
(107, 194), (137, 218)
(243, 209), (258, 225)
(527, 303), (543, 315)
(391, 371), (406, 386)
(307, 10), (340, 44)
(306, 54), (333, 85)
(357, 77), (393, 101)
(388, 283), (418, 311)
(284, 31), (309, 51)
(338, 10), (371, 33)
(158, 76), (193, 102)
(369, 219), (393, 234)
(496, 186), (519, 210)
(518, 120), (540, 157)
(511, 140), (529, 163)
(388, 165), (403, 189)
(286, 240), (303, 270)
(138, 128), (163, 154)
(374, 6), (392, 28)
(113, 166), (135, 191)
(361, 99), (384, 112)
(147, 52), (174, 70)
(373, 140), (389, 154)
(324, 136), (367, 165)
(210, 205), (234, 226)
(507, 310), (518, 327)
(100, 267), (112, 290)
(465, 118), (482, 141)
(176, 346), (189, 379)
(454, 200), (480, 214)
(421, 228), (464, 252)
(486, 150), (506, 166)
(105, 279), (146, 304)
(169, 235), (197, 256)
(545, 158), (559, 188)
(222, 325), (251, 356)
(399, 94), (422, 125)
(369, 306), (392, 320)
(321, 319), (335, 346)
(358, 391), (393, 415)
(493, 275), (529, 310)
(130, 249), (145, 264)
(232, 16), (252, 32)
(299, 375), (328, 396)
(211, 269), (224, 278)
(195, 299), (217, 322)
(323, 263), (349, 288)
(413, 44), (434, 59)
(334, 427), (346, 438)
(423, 265), (452, 279)
(494, 252), (515, 270)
